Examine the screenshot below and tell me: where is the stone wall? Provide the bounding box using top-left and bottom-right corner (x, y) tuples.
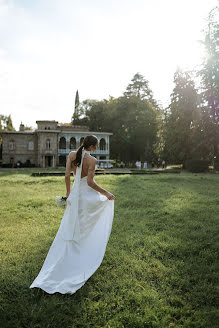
(36, 120), (58, 130)
(2, 132), (38, 165)
(37, 132), (58, 167)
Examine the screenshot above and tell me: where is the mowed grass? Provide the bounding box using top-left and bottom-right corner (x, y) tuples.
(0, 170), (218, 328)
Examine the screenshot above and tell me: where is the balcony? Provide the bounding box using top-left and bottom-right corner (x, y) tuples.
(58, 149), (109, 155)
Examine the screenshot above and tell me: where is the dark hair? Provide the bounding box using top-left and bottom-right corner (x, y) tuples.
(72, 135), (98, 167)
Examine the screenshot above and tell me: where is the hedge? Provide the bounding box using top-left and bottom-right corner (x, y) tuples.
(185, 159), (209, 173)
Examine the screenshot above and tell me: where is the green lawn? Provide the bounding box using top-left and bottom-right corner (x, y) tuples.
(0, 170), (218, 328)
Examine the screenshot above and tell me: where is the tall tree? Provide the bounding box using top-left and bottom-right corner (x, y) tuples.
(6, 115), (14, 131)
(198, 6), (219, 161)
(123, 72), (159, 108)
(163, 68), (199, 164)
(110, 96), (158, 162)
(72, 90), (80, 124)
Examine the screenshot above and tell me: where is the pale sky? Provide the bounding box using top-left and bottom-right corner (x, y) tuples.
(0, 0), (218, 130)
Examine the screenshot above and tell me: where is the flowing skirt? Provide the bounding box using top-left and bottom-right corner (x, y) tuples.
(29, 176), (114, 294)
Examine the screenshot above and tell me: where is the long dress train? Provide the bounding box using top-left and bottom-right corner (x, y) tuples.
(29, 149), (114, 294)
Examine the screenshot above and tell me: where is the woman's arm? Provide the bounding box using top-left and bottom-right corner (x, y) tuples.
(87, 159), (116, 200)
(65, 153), (73, 198)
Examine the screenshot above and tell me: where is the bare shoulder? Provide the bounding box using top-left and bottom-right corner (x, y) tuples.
(89, 155), (97, 163)
(69, 151), (76, 160)
(87, 155), (97, 170)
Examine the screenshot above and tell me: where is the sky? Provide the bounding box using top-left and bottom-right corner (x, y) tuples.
(0, 0), (218, 130)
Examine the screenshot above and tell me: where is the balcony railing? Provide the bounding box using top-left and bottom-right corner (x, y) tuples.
(58, 148), (109, 155)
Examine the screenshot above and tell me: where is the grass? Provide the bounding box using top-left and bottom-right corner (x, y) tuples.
(0, 169), (218, 328)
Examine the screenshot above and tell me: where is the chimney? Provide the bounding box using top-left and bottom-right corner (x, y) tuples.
(19, 122), (24, 131)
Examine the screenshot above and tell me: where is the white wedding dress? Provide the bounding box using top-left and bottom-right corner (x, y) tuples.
(29, 149), (114, 294)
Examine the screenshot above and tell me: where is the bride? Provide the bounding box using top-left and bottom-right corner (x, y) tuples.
(29, 135), (115, 294)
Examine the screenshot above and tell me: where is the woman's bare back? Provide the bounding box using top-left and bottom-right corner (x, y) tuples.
(65, 150), (115, 200)
(70, 151), (95, 178)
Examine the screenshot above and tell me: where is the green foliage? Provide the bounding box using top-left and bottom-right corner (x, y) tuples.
(184, 159), (210, 173)
(110, 96), (159, 162)
(72, 89), (80, 124)
(198, 7), (219, 159)
(81, 95), (160, 162)
(123, 72), (159, 109)
(213, 158), (219, 171)
(163, 69), (200, 164)
(23, 125), (34, 130)
(0, 171), (218, 327)
(0, 114), (15, 131)
(0, 114), (15, 145)
(161, 7), (219, 165)
(72, 74), (162, 163)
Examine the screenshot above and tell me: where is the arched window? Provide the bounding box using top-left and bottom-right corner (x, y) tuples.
(28, 141), (34, 150)
(80, 137), (84, 146)
(9, 140), (15, 150)
(59, 137), (66, 149)
(46, 139), (51, 149)
(70, 137), (76, 149)
(100, 138), (106, 150)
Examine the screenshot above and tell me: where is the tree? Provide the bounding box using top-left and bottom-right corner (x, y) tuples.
(198, 6), (219, 162)
(6, 115), (14, 130)
(163, 68), (199, 164)
(70, 74), (161, 164)
(0, 114), (15, 148)
(71, 90), (80, 124)
(110, 96), (159, 162)
(0, 114), (15, 131)
(23, 125), (34, 130)
(123, 72), (159, 108)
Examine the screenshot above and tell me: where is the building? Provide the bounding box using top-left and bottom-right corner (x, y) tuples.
(0, 120), (113, 168)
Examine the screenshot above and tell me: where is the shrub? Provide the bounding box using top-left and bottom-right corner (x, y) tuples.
(214, 159), (219, 171)
(1, 163), (13, 168)
(185, 159), (209, 173)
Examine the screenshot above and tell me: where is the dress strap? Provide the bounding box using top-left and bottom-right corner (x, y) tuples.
(76, 149), (90, 181)
(60, 149), (90, 242)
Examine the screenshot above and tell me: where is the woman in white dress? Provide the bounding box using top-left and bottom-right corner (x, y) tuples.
(29, 135), (115, 294)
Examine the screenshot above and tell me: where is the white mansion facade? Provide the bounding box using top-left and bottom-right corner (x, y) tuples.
(0, 120), (113, 168)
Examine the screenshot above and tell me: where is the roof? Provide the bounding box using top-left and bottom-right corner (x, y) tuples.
(36, 120), (58, 123)
(0, 129), (113, 136)
(0, 130), (35, 134)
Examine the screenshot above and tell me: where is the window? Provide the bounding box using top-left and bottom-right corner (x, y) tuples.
(59, 137), (66, 149)
(70, 137), (76, 149)
(100, 138), (106, 150)
(9, 140), (15, 150)
(46, 139), (51, 149)
(28, 141), (34, 150)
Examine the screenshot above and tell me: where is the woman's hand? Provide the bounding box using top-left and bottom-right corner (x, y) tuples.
(66, 191), (70, 198)
(105, 191), (116, 200)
